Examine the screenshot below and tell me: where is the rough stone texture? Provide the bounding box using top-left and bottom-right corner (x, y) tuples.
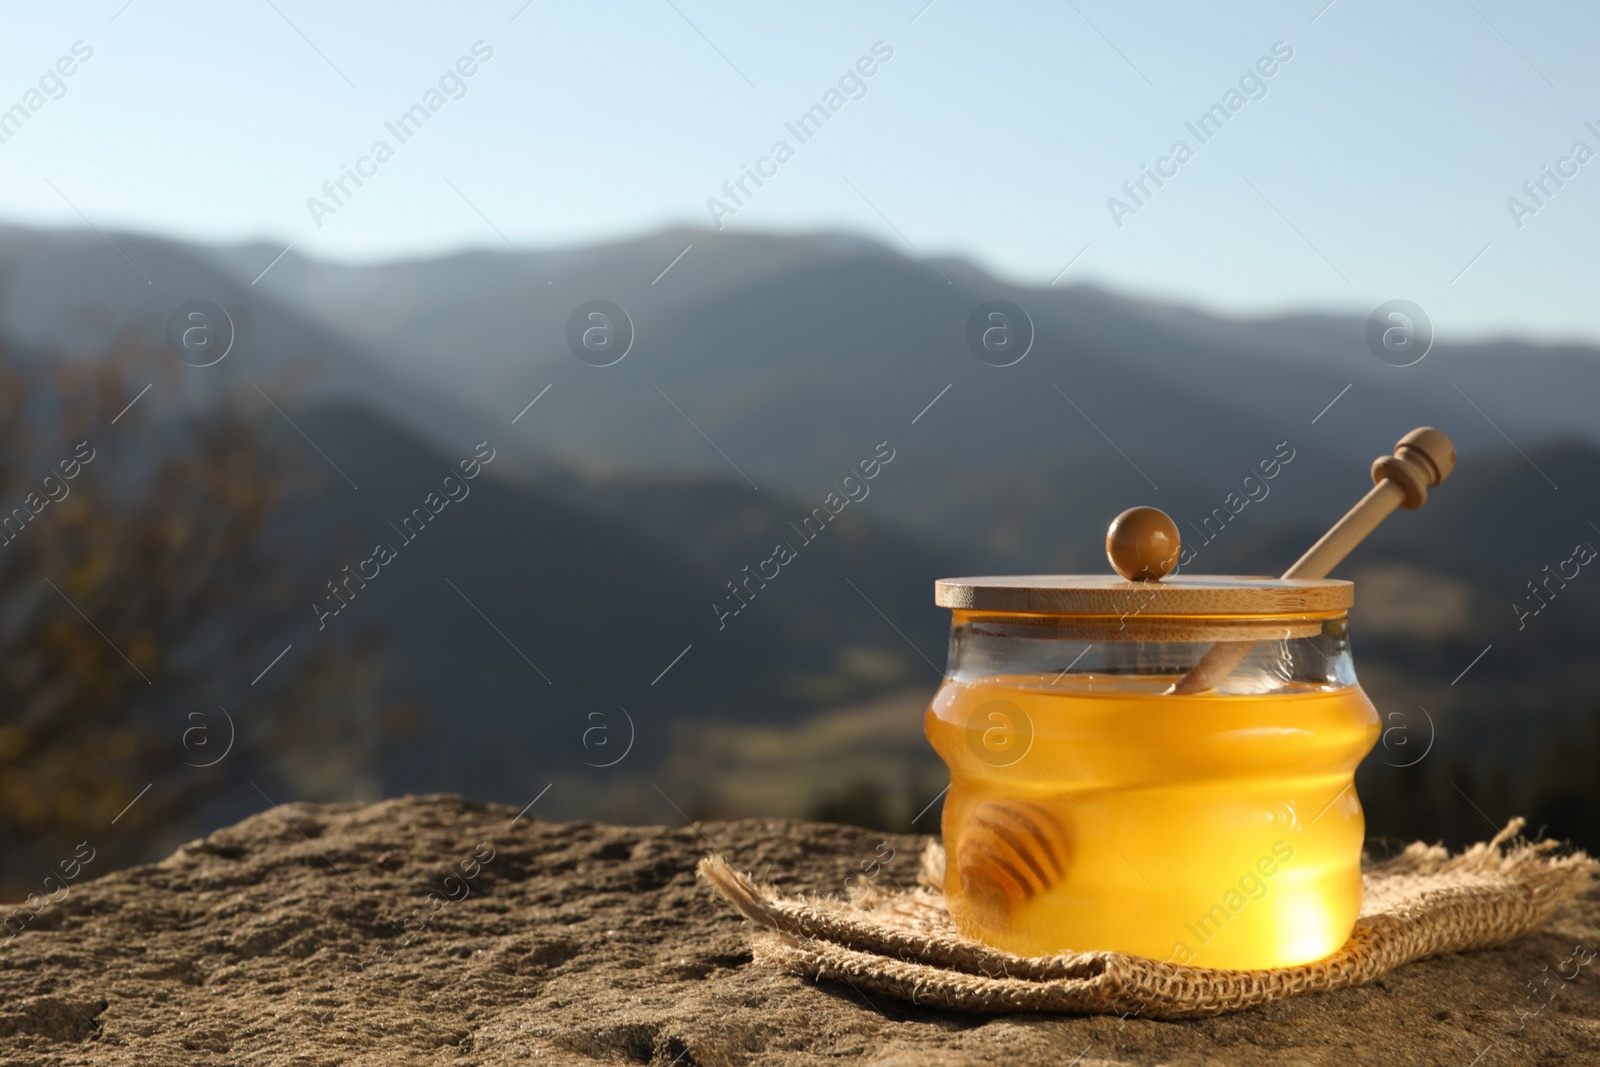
(0, 795), (1595, 1066)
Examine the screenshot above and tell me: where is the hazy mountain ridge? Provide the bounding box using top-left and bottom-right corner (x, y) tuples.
(6, 221), (1598, 503)
(3, 221), (1598, 846)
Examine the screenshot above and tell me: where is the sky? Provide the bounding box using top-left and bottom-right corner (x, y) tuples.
(1, 0), (1598, 342)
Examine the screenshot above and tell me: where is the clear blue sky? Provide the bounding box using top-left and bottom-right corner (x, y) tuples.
(2, 0), (1597, 341)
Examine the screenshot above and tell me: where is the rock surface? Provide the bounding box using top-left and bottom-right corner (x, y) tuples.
(0, 795), (1596, 1066)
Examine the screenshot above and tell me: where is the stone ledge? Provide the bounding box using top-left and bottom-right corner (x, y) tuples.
(0, 795), (1594, 1065)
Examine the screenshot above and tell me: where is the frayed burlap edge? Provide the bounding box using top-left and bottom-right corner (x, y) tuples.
(698, 818), (1596, 1019)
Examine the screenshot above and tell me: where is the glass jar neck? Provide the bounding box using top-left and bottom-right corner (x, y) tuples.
(945, 611), (1357, 696)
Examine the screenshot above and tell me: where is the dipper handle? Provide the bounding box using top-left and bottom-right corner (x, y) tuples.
(1282, 426), (1455, 578)
(1167, 428), (1455, 695)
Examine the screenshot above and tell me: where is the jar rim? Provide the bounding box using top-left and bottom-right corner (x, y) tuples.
(953, 609), (1345, 642)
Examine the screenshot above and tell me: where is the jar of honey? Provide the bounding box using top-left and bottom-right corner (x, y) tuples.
(926, 508), (1380, 970)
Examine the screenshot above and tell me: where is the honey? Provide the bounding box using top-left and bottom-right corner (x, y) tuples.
(926, 674), (1380, 969)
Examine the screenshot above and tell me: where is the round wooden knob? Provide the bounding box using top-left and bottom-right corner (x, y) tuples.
(1372, 427), (1456, 509)
(1106, 507), (1181, 582)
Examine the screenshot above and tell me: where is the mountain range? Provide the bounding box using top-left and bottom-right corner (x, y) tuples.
(1, 221), (1595, 841)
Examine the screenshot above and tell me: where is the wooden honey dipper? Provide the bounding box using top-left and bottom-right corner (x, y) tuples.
(954, 800), (1075, 933)
(1147, 427), (1458, 694)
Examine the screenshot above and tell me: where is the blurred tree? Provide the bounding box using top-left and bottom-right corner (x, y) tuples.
(0, 336), (382, 897)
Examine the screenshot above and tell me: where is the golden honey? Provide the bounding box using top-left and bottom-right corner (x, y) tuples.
(926, 674), (1379, 969)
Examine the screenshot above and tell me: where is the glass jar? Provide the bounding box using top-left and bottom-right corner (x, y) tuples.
(925, 574), (1379, 970)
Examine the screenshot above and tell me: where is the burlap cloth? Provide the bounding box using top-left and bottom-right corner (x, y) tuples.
(699, 818), (1596, 1019)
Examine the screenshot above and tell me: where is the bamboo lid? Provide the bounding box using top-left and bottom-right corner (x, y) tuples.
(935, 506), (1352, 616)
(934, 573), (1352, 615)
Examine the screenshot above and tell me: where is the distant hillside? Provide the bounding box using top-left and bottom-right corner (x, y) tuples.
(242, 403), (964, 816)
(4, 222), (1599, 850)
(4, 222), (1600, 572)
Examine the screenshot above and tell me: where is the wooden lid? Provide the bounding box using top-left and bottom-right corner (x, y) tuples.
(938, 507), (1352, 618)
(934, 574), (1353, 615)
